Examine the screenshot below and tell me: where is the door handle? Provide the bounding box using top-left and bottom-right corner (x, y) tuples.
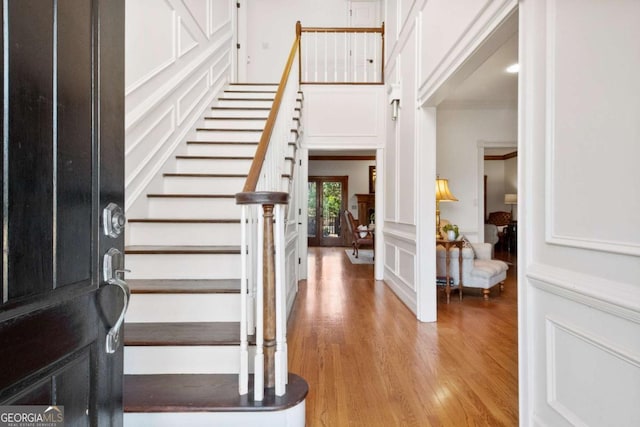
(105, 272), (130, 354)
(103, 248), (131, 354)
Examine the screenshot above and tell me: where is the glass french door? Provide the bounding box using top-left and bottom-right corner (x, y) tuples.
(308, 176), (348, 247)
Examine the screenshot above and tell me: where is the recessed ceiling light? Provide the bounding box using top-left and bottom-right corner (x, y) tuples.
(506, 63), (519, 73)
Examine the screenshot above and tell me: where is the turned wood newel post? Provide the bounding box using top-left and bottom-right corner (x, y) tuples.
(262, 203), (276, 389)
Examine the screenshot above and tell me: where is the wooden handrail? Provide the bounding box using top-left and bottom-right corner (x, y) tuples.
(241, 21), (301, 193)
(301, 26), (383, 33)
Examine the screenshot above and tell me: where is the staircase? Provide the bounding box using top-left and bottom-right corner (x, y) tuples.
(123, 83), (307, 426)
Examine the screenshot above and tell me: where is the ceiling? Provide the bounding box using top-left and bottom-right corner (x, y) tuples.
(440, 31), (518, 107)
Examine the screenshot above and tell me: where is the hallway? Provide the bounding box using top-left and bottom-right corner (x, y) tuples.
(287, 247), (518, 426)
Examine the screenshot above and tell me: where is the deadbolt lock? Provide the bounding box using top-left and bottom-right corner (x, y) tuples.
(103, 203), (125, 238)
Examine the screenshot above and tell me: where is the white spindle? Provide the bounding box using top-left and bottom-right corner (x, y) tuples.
(304, 34), (308, 82)
(364, 32), (368, 82)
(254, 208), (265, 402)
(373, 33), (378, 82)
(247, 207), (255, 332)
(334, 32), (338, 82)
(274, 204), (287, 395)
(352, 33), (357, 82)
(343, 31), (348, 82)
(314, 32), (318, 82)
(239, 205), (249, 395)
(323, 33), (328, 82)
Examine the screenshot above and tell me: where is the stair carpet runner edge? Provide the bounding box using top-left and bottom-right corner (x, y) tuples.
(123, 83), (306, 415)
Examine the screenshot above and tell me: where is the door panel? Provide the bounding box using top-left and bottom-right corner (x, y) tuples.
(1, 0), (124, 425)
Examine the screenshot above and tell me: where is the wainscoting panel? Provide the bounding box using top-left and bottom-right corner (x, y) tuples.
(383, 228), (418, 314)
(302, 85), (386, 149)
(545, 0), (640, 256)
(125, 0), (234, 216)
(545, 316), (640, 427)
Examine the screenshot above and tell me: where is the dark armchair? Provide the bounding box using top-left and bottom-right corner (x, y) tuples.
(344, 210), (374, 258)
(486, 211), (512, 251)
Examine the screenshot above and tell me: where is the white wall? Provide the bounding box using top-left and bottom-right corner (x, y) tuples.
(309, 159), (376, 220)
(436, 107), (517, 239)
(125, 0), (234, 216)
(245, 0), (351, 82)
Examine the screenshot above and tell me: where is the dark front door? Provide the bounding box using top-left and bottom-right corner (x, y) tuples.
(0, 1), (124, 425)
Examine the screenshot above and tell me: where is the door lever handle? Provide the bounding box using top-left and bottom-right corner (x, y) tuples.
(105, 269), (131, 354)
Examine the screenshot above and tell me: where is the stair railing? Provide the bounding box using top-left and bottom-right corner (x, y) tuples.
(299, 23), (385, 84)
(236, 22), (301, 400)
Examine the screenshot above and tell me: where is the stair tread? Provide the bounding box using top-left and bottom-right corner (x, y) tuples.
(223, 90), (276, 94)
(125, 245), (240, 254)
(163, 173), (248, 178)
(195, 128), (263, 132)
(124, 322), (253, 346)
(203, 117), (266, 120)
(128, 278), (241, 294)
(210, 107), (271, 111)
(146, 194), (235, 198)
(176, 155), (254, 160)
(186, 140), (258, 145)
(128, 218), (240, 224)
(124, 373), (308, 413)
(218, 97), (274, 101)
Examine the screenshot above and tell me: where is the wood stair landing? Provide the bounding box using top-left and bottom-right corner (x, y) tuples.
(124, 373), (308, 413)
(128, 278), (241, 294)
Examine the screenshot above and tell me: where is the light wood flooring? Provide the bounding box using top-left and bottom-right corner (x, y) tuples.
(287, 247), (519, 426)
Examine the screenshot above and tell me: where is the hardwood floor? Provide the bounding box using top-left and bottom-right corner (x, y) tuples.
(287, 247), (519, 426)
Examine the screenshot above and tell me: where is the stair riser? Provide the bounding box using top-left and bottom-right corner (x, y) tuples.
(127, 222), (241, 246)
(215, 99), (273, 108)
(124, 346), (255, 375)
(186, 143), (258, 157)
(195, 130), (261, 142)
(147, 197), (240, 218)
(126, 253), (240, 280)
(124, 404), (306, 427)
(200, 119), (266, 129)
(176, 158), (253, 174)
(126, 293), (240, 322)
(163, 176), (246, 194)
(206, 109), (270, 118)
(222, 92), (276, 99)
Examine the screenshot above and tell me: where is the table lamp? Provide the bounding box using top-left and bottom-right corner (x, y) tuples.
(435, 178), (458, 237)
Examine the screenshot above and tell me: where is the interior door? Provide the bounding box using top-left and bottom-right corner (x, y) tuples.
(0, 1), (125, 425)
(349, 0), (380, 82)
(308, 176), (348, 247)
(520, 1), (640, 425)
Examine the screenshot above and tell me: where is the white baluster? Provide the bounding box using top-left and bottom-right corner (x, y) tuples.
(344, 32), (348, 82)
(239, 205), (249, 395)
(334, 32), (338, 82)
(314, 32), (318, 82)
(274, 204), (287, 395)
(373, 32), (378, 82)
(254, 208), (265, 401)
(364, 32), (368, 82)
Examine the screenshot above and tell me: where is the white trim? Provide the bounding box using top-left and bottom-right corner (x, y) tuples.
(383, 267), (417, 314)
(126, 6), (177, 96)
(125, 36), (232, 131)
(126, 106), (175, 157)
(177, 71), (209, 125)
(177, 16), (200, 58)
(527, 263), (640, 325)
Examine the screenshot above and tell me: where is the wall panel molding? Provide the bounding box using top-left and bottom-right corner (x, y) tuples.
(527, 264), (640, 325)
(546, 316), (640, 425)
(544, 0), (640, 257)
(177, 71), (210, 124)
(178, 16), (199, 58)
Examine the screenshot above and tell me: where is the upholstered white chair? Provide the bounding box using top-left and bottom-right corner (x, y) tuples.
(436, 242), (508, 300)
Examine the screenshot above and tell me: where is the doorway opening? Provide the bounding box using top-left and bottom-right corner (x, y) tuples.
(307, 176), (348, 247)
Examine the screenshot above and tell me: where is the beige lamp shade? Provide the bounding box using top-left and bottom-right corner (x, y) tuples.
(435, 179), (458, 202)
(504, 193), (518, 205)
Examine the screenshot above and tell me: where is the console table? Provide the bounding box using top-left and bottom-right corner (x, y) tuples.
(436, 239), (464, 303)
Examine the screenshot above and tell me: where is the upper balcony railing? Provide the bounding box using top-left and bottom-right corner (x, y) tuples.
(298, 23), (385, 84)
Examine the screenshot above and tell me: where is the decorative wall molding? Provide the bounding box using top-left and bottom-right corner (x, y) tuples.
(126, 106), (176, 157)
(545, 315), (640, 425)
(126, 39), (231, 131)
(383, 267), (417, 313)
(178, 16), (199, 58)
(527, 263), (640, 325)
(125, 0), (177, 96)
(544, 0), (640, 257)
(177, 71), (210, 125)
(397, 248), (416, 290)
(182, 0), (210, 37)
(126, 110), (177, 188)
